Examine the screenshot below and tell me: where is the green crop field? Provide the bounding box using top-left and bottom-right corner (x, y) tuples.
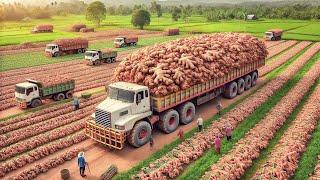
(1, 14), (320, 46)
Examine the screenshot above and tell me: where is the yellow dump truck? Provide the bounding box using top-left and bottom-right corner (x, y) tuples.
(85, 59), (265, 149)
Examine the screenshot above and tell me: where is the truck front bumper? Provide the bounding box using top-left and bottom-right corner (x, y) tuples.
(15, 99), (27, 109)
(85, 119), (127, 150)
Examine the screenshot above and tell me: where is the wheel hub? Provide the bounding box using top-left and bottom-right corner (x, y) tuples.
(186, 108), (193, 118)
(138, 129), (147, 139)
(169, 116), (176, 125)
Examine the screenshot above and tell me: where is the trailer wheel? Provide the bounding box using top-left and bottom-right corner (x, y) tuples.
(106, 58), (112, 64)
(223, 81), (238, 99)
(53, 52), (59, 57)
(271, 37), (275, 41)
(128, 121), (152, 147)
(77, 49), (82, 54)
(244, 74), (252, 90)
(237, 78), (245, 95)
(31, 99), (42, 108)
(54, 93), (65, 101)
(121, 44), (126, 48)
(65, 91), (73, 99)
(251, 71), (258, 87)
(111, 57), (116, 63)
(178, 102), (195, 125)
(158, 109), (179, 133)
(133, 42), (137, 46)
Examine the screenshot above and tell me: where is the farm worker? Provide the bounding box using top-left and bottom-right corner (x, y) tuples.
(225, 124), (232, 141)
(216, 101), (223, 115)
(77, 151), (87, 177)
(177, 128), (184, 141)
(149, 135), (154, 150)
(214, 135), (221, 154)
(197, 117), (203, 132)
(73, 97), (80, 110)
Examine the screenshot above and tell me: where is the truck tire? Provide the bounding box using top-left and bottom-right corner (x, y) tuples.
(237, 78), (245, 95)
(53, 52), (59, 57)
(65, 91), (73, 99)
(244, 74), (252, 90)
(77, 49), (82, 54)
(251, 71), (258, 87)
(106, 58), (112, 64)
(158, 109), (179, 133)
(121, 44), (126, 48)
(31, 99), (42, 108)
(271, 37), (275, 41)
(128, 121), (152, 147)
(133, 42), (137, 46)
(111, 57), (116, 63)
(54, 93), (65, 101)
(178, 102), (195, 125)
(223, 81), (238, 99)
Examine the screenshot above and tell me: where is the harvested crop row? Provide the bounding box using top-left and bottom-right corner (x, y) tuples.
(0, 104), (96, 148)
(260, 41), (311, 76)
(264, 40), (285, 48)
(202, 57), (320, 180)
(133, 43), (320, 179)
(0, 93), (105, 135)
(0, 131), (87, 178)
(266, 40), (297, 58)
(115, 33), (267, 96)
(0, 120), (87, 164)
(6, 148), (81, 180)
(309, 156), (320, 180)
(252, 84), (320, 179)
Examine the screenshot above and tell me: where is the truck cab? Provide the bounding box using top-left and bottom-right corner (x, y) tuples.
(114, 37), (125, 47)
(85, 50), (100, 63)
(15, 82), (40, 108)
(45, 43), (59, 57)
(93, 82), (152, 131)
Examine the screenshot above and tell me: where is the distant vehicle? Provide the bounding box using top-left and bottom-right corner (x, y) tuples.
(31, 24), (53, 33)
(265, 29), (283, 41)
(246, 14), (258, 20)
(114, 36), (138, 48)
(45, 38), (88, 57)
(164, 28), (179, 36)
(85, 59), (265, 149)
(85, 49), (117, 65)
(15, 78), (75, 108)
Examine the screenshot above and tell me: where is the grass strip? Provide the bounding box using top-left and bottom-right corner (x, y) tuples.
(178, 47), (317, 179)
(112, 44), (312, 180)
(241, 76), (320, 179)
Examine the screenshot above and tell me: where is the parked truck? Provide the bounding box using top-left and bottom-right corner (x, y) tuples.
(15, 78), (75, 109)
(31, 24), (53, 33)
(85, 49), (117, 65)
(85, 59), (265, 149)
(114, 36), (138, 48)
(45, 38), (88, 57)
(265, 29), (283, 41)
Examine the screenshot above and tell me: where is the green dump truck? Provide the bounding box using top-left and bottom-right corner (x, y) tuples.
(85, 49), (117, 65)
(15, 78), (75, 108)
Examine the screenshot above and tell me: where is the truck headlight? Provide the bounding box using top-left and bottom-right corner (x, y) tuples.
(115, 125), (125, 130)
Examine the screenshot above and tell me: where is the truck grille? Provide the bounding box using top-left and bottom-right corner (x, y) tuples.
(95, 109), (111, 128)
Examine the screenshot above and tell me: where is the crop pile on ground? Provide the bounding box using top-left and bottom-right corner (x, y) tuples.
(70, 24), (86, 32)
(114, 33), (267, 96)
(80, 28), (94, 33)
(309, 156), (320, 179)
(132, 43), (318, 179)
(32, 24), (53, 32)
(202, 59), (320, 179)
(252, 85), (320, 179)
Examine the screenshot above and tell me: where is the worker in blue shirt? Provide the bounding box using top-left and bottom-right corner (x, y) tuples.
(77, 151), (87, 177)
(73, 97), (80, 110)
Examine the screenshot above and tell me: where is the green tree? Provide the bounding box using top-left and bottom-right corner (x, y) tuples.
(85, 1), (106, 26)
(156, 4), (162, 17)
(171, 6), (181, 21)
(131, 9), (151, 29)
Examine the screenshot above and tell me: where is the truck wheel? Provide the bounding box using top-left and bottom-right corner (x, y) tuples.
(251, 71), (258, 87)
(133, 42), (137, 46)
(82, 48), (86, 53)
(77, 49), (82, 54)
(111, 57), (116, 63)
(223, 81), (238, 99)
(31, 99), (42, 108)
(54, 93), (65, 101)
(158, 109), (179, 133)
(65, 91), (73, 99)
(271, 37), (275, 41)
(121, 44), (126, 48)
(244, 74), (252, 90)
(237, 78), (245, 95)
(128, 121), (152, 147)
(106, 58), (112, 64)
(178, 102), (195, 125)
(53, 52), (59, 57)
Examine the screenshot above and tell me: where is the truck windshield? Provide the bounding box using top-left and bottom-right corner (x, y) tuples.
(46, 45), (54, 50)
(85, 52), (95, 56)
(265, 32), (272, 36)
(115, 38), (123, 42)
(15, 86), (25, 94)
(108, 87), (134, 103)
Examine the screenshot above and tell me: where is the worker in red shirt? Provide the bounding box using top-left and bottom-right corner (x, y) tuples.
(225, 124), (232, 141)
(177, 128), (184, 141)
(214, 135), (221, 154)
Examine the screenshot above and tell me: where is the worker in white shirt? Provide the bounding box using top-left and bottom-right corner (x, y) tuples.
(197, 117), (203, 132)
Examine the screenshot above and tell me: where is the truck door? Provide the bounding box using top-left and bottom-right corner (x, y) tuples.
(25, 87), (39, 102)
(135, 90), (150, 113)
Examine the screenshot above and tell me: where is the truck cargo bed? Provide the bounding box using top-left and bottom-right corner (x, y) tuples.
(151, 59), (265, 112)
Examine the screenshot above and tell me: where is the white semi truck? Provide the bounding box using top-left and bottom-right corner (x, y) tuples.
(85, 59), (265, 149)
